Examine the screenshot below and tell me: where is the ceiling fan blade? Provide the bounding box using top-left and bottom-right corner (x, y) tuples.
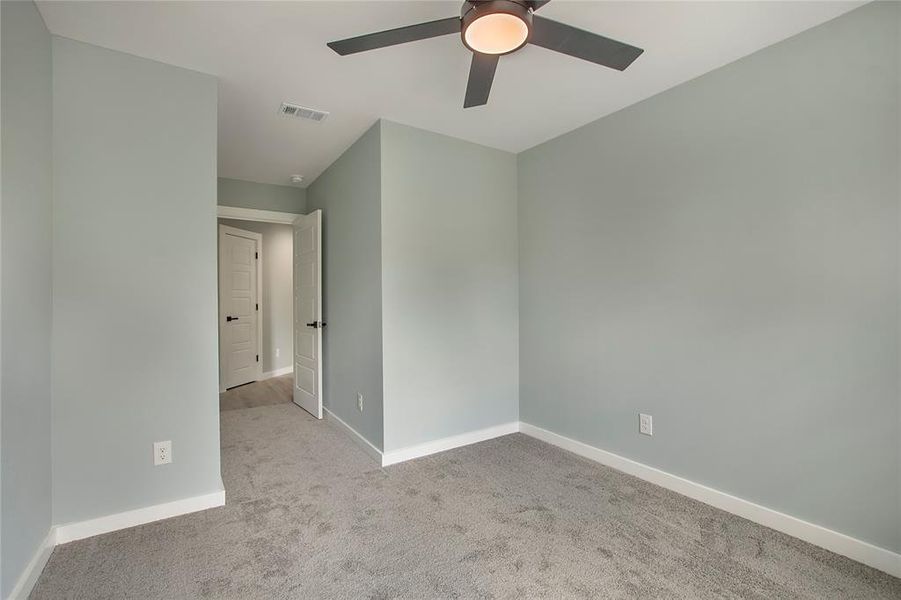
(528, 0), (552, 10)
(529, 15), (643, 71)
(463, 52), (499, 108)
(328, 17), (460, 56)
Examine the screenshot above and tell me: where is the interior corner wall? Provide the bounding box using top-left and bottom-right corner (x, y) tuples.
(218, 219), (294, 374)
(380, 120), (519, 452)
(517, 1), (900, 553)
(0, 1), (53, 595)
(218, 177), (307, 213)
(307, 122), (384, 450)
(52, 37), (222, 525)
(897, 0), (901, 559)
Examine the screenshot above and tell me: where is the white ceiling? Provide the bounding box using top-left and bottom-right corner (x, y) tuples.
(37, 1), (863, 188)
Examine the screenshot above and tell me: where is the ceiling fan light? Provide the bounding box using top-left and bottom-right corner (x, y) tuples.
(464, 13), (529, 55)
(461, 0), (532, 56)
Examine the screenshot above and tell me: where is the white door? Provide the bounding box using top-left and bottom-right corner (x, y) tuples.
(293, 210), (323, 418)
(219, 225), (262, 390)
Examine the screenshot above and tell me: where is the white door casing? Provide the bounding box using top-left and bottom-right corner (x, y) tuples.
(218, 225), (263, 390)
(293, 210), (323, 418)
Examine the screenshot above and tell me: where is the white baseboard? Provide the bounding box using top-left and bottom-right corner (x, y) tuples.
(381, 422), (519, 467)
(261, 366), (293, 380)
(323, 407), (383, 465)
(7, 485), (228, 598)
(7, 529), (55, 600)
(54, 487), (226, 545)
(518, 421), (901, 578)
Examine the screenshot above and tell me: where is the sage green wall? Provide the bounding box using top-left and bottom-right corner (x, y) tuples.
(218, 177), (306, 213)
(52, 38), (221, 524)
(219, 219), (294, 374)
(0, 1), (53, 595)
(518, 1), (900, 553)
(307, 123), (384, 450)
(380, 121), (519, 452)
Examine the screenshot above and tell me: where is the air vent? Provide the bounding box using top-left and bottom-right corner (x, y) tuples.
(279, 102), (329, 122)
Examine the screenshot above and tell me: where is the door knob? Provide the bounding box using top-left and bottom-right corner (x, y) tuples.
(226, 316), (239, 322)
(306, 321), (326, 329)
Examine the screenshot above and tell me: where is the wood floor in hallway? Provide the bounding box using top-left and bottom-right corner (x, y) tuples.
(219, 373), (294, 412)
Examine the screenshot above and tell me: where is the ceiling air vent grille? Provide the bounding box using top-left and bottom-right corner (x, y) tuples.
(279, 102), (329, 122)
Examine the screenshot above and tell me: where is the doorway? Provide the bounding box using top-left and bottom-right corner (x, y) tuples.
(216, 206), (324, 420)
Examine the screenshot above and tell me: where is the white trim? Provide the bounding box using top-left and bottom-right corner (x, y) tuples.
(381, 422), (519, 467)
(54, 487), (225, 545)
(261, 365), (293, 380)
(323, 407), (382, 465)
(7, 529), (55, 600)
(217, 205), (299, 224)
(518, 422), (901, 578)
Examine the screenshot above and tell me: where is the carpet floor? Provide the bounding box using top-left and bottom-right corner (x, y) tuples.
(31, 400), (900, 598)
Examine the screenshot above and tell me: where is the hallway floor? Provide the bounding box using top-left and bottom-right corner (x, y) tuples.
(219, 373), (294, 412)
(31, 389), (900, 598)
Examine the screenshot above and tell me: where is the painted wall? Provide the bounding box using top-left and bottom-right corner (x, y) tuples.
(518, 1), (900, 553)
(219, 219), (294, 374)
(307, 123), (383, 450)
(218, 177), (306, 213)
(380, 121), (519, 452)
(0, 1), (53, 595)
(52, 38), (221, 524)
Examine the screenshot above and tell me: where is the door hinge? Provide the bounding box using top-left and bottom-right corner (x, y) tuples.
(256, 354), (259, 362)
(256, 303), (259, 311)
(255, 251), (258, 259)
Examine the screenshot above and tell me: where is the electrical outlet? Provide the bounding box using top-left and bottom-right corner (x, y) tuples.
(275, 348), (280, 358)
(357, 393), (364, 413)
(639, 414), (653, 436)
(154, 440), (172, 465)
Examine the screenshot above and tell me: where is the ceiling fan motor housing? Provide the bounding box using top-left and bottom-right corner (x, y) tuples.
(461, 0), (533, 55)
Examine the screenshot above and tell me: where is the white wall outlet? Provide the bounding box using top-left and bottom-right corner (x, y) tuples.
(153, 440), (172, 465)
(357, 393), (364, 413)
(275, 348), (280, 358)
(639, 414), (653, 436)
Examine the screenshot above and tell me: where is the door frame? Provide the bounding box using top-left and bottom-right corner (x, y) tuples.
(218, 224), (264, 391)
(217, 205), (299, 225)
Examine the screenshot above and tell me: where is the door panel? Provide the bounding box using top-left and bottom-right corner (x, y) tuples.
(219, 226), (261, 390)
(293, 210), (323, 418)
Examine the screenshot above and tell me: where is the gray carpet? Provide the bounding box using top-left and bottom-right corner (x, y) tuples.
(31, 401), (900, 599)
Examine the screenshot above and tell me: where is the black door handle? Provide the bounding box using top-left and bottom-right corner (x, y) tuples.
(305, 321), (327, 329)
(226, 316), (239, 322)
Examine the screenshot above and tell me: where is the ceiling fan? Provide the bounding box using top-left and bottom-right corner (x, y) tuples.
(327, 0), (643, 108)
